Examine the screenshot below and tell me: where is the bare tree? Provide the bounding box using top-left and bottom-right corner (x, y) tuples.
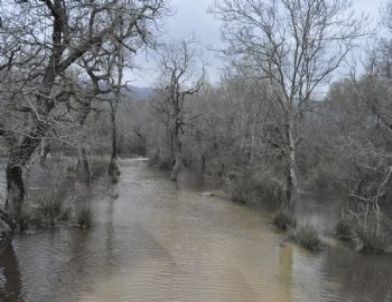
(152, 39), (204, 181)
(0, 0), (167, 234)
(213, 0), (364, 220)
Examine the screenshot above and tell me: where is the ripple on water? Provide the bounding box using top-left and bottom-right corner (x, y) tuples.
(2, 159), (392, 302)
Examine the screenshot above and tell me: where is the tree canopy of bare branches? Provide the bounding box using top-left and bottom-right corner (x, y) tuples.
(0, 0), (168, 232)
(213, 0), (365, 218)
(152, 39), (205, 181)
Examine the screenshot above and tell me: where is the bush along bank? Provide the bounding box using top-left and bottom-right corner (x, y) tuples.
(14, 157), (113, 232)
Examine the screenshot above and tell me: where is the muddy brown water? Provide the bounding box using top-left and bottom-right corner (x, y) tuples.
(1, 158), (392, 302)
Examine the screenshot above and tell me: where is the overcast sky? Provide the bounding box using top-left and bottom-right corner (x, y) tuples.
(131, 0), (384, 87)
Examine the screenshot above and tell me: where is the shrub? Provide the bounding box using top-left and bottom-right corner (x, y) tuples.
(33, 189), (71, 227)
(353, 221), (388, 254)
(76, 207), (93, 229)
(231, 178), (250, 204)
(335, 215), (354, 241)
(230, 170), (283, 209)
(90, 158), (109, 181)
(157, 158), (172, 170)
(335, 211), (390, 254)
(273, 211), (297, 230)
(290, 224), (323, 252)
(109, 165), (120, 185)
(17, 209), (33, 231)
(148, 150), (173, 170)
(108, 161), (121, 177)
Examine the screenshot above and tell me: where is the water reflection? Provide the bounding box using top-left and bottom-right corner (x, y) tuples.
(278, 245), (293, 302)
(0, 247), (23, 302)
(321, 245), (392, 302)
(104, 197), (115, 274)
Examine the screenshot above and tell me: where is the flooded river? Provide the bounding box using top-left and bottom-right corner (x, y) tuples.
(1, 159), (392, 301)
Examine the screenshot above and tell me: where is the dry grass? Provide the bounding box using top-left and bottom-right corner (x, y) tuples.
(289, 224), (323, 252)
(76, 206), (93, 229)
(273, 211), (297, 230)
(33, 189), (71, 227)
(335, 212), (390, 254)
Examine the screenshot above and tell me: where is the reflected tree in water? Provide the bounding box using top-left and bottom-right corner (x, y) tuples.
(0, 247), (23, 302)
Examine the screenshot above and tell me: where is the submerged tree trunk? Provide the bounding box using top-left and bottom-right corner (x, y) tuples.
(6, 119), (48, 223)
(170, 119), (182, 181)
(170, 150), (183, 181)
(76, 108), (92, 186)
(5, 164), (24, 223)
(170, 156), (182, 181)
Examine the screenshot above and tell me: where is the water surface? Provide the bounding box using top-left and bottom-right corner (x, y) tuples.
(1, 159), (392, 301)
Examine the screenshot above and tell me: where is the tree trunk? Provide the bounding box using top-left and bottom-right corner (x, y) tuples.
(0, 209), (15, 249)
(201, 153), (206, 176)
(5, 165), (24, 223)
(170, 153), (182, 181)
(6, 124), (44, 223)
(108, 45), (123, 179)
(170, 119), (182, 181)
(39, 139), (51, 165)
(108, 105), (119, 178)
(77, 147), (91, 186)
(250, 110), (256, 163)
(111, 110), (117, 165)
(285, 118), (298, 218)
